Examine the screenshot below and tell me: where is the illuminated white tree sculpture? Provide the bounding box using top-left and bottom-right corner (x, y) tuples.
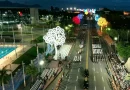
(43, 26), (66, 60)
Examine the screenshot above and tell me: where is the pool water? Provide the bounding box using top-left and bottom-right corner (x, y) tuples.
(0, 47), (17, 59)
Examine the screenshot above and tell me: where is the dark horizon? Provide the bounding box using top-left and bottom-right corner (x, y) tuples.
(0, 0), (130, 11)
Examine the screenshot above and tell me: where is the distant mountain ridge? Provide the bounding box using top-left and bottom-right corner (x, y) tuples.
(0, 1), (41, 8)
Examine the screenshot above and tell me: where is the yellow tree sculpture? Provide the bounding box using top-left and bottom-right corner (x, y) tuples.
(97, 17), (108, 32)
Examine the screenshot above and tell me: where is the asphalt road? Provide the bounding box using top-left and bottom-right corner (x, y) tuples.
(59, 17), (113, 90)
(88, 19), (113, 90)
(49, 17), (114, 90)
(58, 35), (88, 90)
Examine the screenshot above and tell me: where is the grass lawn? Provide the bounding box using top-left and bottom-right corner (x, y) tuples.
(13, 46), (44, 65)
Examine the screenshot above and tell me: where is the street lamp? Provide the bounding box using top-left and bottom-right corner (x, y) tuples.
(31, 27), (34, 41)
(39, 60), (44, 72)
(39, 60), (44, 66)
(74, 7), (76, 10)
(20, 22), (24, 52)
(12, 27), (17, 58)
(65, 26), (69, 30)
(114, 37), (118, 53)
(114, 37), (118, 41)
(68, 24), (73, 27)
(70, 7), (72, 10)
(22, 61), (26, 87)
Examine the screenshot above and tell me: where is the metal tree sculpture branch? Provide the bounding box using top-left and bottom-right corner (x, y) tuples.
(43, 26), (66, 60)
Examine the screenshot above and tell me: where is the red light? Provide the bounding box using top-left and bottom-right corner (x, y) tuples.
(18, 11), (23, 16)
(72, 16), (80, 25)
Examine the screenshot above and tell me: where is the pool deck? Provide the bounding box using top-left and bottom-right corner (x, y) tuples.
(0, 44), (31, 70)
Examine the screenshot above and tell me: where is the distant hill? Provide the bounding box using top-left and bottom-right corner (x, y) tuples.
(0, 1), (41, 8)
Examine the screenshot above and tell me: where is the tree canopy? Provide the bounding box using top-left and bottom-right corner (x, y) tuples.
(116, 42), (130, 61)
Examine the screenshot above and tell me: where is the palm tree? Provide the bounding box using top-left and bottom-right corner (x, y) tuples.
(25, 64), (38, 82)
(0, 66), (10, 90)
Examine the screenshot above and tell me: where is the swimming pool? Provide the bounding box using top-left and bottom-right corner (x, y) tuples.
(0, 47), (17, 59)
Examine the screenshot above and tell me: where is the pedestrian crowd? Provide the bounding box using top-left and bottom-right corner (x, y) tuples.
(109, 54), (130, 90)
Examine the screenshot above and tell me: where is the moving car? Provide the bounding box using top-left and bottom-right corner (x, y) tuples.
(83, 77), (89, 89)
(84, 69), (89, 77)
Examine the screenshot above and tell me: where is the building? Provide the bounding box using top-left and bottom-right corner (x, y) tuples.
(0, 0), (40, 26)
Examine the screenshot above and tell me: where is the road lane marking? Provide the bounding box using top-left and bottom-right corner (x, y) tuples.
(86, 30), (89, 69)
(76, 76), (78, 81)
(102, 76), (104, 82)
(93, 67), (95, 71)
(68, 76), (70, 81)
(100, 68), (102, 72)
(78, 68), (80, 72)
(75, 86), (76, 90)
(95, 86), (96, 90)
(99, 62), (101, 65)
(104, 86), (106, 90)
(94, 76), (96, 81)
(65, 86), (67, 90)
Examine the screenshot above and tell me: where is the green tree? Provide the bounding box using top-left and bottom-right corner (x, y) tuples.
(118, 29), (127, 41)
(25, 64), (38, 82)
(106, 29), (118, 38)
(116, 42), (130, 61)
(0, 66), (10, 90)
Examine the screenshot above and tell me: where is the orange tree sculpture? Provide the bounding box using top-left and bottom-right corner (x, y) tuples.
(97, 17), (108, 32)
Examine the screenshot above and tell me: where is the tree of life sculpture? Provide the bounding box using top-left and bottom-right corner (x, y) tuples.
(43, 26), (66, 60)
(97, 17), (108, 32)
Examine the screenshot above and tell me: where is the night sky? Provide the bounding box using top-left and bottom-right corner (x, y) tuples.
(4, 0), (130, 10)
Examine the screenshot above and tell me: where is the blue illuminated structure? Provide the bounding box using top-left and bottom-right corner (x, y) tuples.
(77, 13), (84, 19)
(95, 14), (100, 21)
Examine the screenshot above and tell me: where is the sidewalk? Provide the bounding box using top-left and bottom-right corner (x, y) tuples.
(45, 61), (70, 90)
(45, 41), (75, 90)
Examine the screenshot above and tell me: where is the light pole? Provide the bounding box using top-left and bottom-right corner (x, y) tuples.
(127, 30), (129, 43)
(31, 27), (34, 41)
(12, 27), (17, 58)
(22, 61), (26, 87)
(10, 64), (14, 90)
(43, 27), (45, 53)
(118, 34), (119, 42)
(114, 37), (118, 53)
(20, 22), (24, 52)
